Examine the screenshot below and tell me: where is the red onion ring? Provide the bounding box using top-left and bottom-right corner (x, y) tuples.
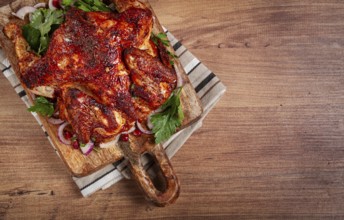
(48, 0), (56, 10)
(53, 111), (60, 117)
(34, 3), (47, 8)
(12, 6), (36, 20)
(57, 122), (71, 145)
(99, 135), (120, 148)
(146, 114), (154, 130)
(80, 140), (94, 155)
(121, 125), (135, 134)
(49, 0), (61, 9)
(136, 121), (153, 134)
(47, 117), (64, 125)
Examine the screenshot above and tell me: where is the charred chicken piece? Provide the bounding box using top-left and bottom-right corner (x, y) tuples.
(58, 88), (126, 144)
(124, 48), (176, 120)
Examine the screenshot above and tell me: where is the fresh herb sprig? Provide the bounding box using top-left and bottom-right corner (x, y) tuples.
(151, 32), (170, 47)
(22, 0), (112, 55)
(22, 9), (65, 55)
(62, 0), (111, 12)
(27, 96), (55, 117)
(167, 50), (177, 66)
(150, 88), (184, 144)
(151, 32), (178, 66)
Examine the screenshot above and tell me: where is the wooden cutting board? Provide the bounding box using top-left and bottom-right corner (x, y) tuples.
(0, 0), (203, 177)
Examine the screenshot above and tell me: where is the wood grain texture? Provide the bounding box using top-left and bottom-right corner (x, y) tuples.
(1, 0), (344, 219)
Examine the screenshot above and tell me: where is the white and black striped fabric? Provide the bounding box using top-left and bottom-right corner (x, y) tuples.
(0, 29), (226, 197)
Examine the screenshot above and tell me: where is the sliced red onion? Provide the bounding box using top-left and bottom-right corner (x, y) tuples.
(121, 125), (135, 134)
(147, 114), (154, 130)
(53, 111), (60, 117)
(47, 117), (64, 125)
(49, 0), (61, 9)
(48, 0), (56, 10)
(58, 122), (71, 145)
(34, 3), (47, 8)
(12, 6), (36, 20)
(99, 135), (120, 148)
(80, 140), (94, 155)
(136, 121), (153, 134)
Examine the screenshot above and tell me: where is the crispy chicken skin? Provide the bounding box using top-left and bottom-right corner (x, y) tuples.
(3, 5), (176, 144)
(3, 23), (39, 73)
(113, 0), (148, 12)
(124, 48), (176, 121)
(58, 88), (126, 143)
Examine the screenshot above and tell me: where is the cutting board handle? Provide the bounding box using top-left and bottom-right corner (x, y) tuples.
(123, 138), (180, 206)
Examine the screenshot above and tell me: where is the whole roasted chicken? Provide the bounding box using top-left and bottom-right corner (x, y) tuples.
(0, 0), (205, 206)
(4, 3), (177, 145)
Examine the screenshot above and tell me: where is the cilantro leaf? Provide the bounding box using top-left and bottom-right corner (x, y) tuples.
(28, 96), (54, 117)
(150, 88), (184, 144)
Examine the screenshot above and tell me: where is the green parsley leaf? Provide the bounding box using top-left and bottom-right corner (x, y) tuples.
(27, 96), (54, 117)
(156, 33), (170, 46)
(150, 88), (184, 144)
(151, 32), (170, 47)
(61, 0), (74, 7)
(22, 8), (65, 55)
(91, 0), (111, 11)
(30, 10), (44, 29)
(151, 32), (177, 66)
(167, 50), (177, 58)
(22, 24), (40, 51)
(39, 35), (49, 54)
(167, 50), (177, 66)
(74, 1), (92, 12)
(65, 0), (111, 12)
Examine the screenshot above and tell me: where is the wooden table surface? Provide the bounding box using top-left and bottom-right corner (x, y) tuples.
(1, 0), (344, 219)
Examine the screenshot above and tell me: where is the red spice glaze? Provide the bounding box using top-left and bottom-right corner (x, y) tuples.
(21, 7), (176, 144)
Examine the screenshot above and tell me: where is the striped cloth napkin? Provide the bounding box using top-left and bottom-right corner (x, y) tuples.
(0, 29), (226, 197)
